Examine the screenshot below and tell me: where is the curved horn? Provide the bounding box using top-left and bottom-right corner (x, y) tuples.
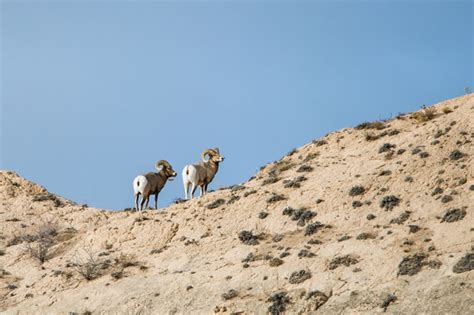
(201, 149), (214, 162)
(155, 160), (171, 171)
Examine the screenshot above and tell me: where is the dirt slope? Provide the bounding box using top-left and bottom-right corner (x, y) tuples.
(0, 94), (473, 315)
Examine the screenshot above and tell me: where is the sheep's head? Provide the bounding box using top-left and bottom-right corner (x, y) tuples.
(155, 160), (177, 180)
(202, 148), (225, 163)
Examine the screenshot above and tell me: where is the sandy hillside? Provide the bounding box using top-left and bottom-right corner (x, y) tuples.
(0, 94), (473, 315)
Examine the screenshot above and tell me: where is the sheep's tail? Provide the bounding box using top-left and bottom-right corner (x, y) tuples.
(133, 175), (147, 195)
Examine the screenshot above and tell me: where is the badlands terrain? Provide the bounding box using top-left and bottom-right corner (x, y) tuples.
(0, 94), (473, 314)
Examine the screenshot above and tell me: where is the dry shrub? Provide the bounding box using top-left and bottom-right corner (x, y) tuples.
(268, 160), (295, 177)
(73, 251), (104, 281)
(355, 121), (386, 130)
(24, 221), (58, 263)
(115, 253), (139, 268)
(411, 106), (436, 122)
(442, 106), (453, 114)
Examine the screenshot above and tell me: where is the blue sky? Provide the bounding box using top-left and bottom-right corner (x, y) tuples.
(1, 1), (472, 209)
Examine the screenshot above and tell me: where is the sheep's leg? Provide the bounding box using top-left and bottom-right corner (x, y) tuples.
(191, 184), (197, 199)
(184, 181), (190, 200)
(135, 193), (140, 211)
(154, 194), (158, 210)
(200, 185), (205, 197)
(145, 197), (150, 210)
(204, 183), (209, 194)
(140, 197), (147, 211)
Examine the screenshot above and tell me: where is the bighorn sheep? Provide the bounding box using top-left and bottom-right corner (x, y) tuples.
(133, 160), (177, 214)
(182, 148), (225, 199)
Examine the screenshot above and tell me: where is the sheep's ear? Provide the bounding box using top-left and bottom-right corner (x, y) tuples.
(214, 147), (220, 153)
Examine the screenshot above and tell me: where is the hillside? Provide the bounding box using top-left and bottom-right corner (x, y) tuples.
(0, 94), (473, 314)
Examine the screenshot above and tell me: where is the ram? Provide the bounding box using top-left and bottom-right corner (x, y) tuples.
(133, 160), (177, 215)
(182, 148), (225, 199)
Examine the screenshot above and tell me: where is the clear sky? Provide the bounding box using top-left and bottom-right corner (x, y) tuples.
(1, 0), (472, 210)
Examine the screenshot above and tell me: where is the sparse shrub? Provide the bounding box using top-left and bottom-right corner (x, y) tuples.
(431, 187), (443, 196)
(390, 211), (411, 224)
(304, 152), (319, 162)
(380, 195), (400, 211)
(279, 252), (290, 259)
(397, 253), (427, 276)
(282, 207), (316, 226)
(269, 258), (284, 267)
(419, 152), (429, 158)
(441, 208), (466, 223)
(24, 221), (58, 263)
(356, 232), (376, 240)
(0, 268), (11, 278)
(243, 190), (257, 197)
(355, 121), (386, 130)
(338, 235), (351, 242)
(73, 251), (103, 281)
(115, 253), (139, 268)
(352, 201), (363, 208)
(442, 106), (453, 114)
(411, 106), (436, 122)
(365, 132), (379, 141)
(222, 289), (238, 300)
(7, 284), (18, 290)
(296, 165), (313, 173)
(227, 195), (240, 204)
(207, 199), (225, 209)
(111, 270), (124, 280)
(238, 230), (259, 245)
(411, 147), (422, 155)
(453, 253), (474, 274)
(288, 269), (311, 284)
(304, 290), (329, 311)
(298, 249), (315, 258)
(258, 211), (269, 219)
(397, 148), (406, 155)
(267, 292), (291, 315)
(349, 185), (365, 196)
(381, 294), (397, 311)
(262, 177), (280, 186)
(287, 148), (298, 156)
(32, 193), (64, 207)
(434, 129), (446, 138)
(231, 185), (246, 192)
(449, 150), (465, 161)
(408, 225), (421, 233)
(329, 255), (359, 270)
(379, 143), (396, 153)
(266, 194), (286, 204)
(268, 160), (295, 177)
(283, 176), (307, 188)
(272, 234), (284, 242)
(367, 214), (376, 220)
(305, 222), (324, 236)
(440, 195), (453, 203)
(379, 170), (392, 176)
(312, 139), (327, 146)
